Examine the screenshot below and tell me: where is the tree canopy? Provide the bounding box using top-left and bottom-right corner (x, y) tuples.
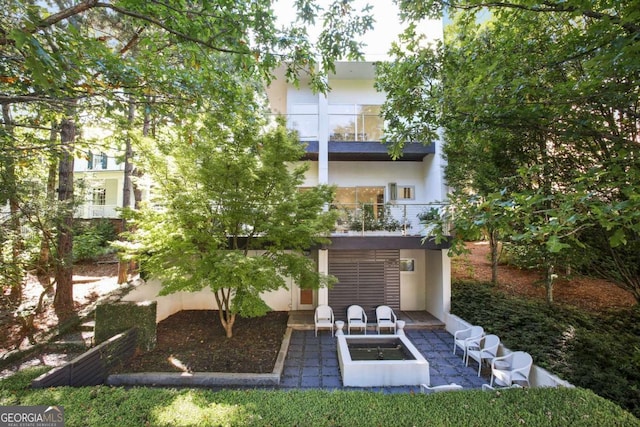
(378, 0), (640, 302)
(119, 81), (338, 337)
(1, 0), (372, 321)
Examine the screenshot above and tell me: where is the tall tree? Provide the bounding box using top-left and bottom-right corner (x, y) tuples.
(120, 85), (338, 337)
(379, 0), (640, 302)
(1, 0), (373, 319)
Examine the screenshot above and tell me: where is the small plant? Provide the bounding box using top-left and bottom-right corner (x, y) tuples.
(418, 207), (440, 222)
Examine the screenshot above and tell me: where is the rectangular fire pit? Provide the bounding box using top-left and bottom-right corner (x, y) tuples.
(337, 334), (430, 387)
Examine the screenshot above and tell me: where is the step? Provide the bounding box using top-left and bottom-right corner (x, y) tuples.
(79, 321), (95, 332)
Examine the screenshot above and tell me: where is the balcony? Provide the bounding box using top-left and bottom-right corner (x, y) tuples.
(75, 204), (120, 219)
(284, 112), (433, 161)
(330, 203), (448, 237)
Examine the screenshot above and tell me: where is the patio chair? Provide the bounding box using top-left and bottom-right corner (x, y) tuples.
(314, 305), (334, 337)
(347, 305), (368, 334)
(466, 334), (500, 376)
(420, 383), (464, 393)
(375, 305), (397, 334)
(490, 351), (533, 388)
(453, 325), (484, 360)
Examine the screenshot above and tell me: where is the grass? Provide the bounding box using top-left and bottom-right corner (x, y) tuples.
(451, 280), (640, 419)
(1, 368), (638, 426)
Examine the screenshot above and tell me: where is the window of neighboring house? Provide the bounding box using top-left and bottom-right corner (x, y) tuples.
(87, 152), (108, 170)
(329, 104), (383, 141)
(92, 188), (106, 206)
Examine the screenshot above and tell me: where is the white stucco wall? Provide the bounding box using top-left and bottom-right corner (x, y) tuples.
(400, 249), (426, 311)
(327, 80), (385, 104)
(425, 249), (451, 321)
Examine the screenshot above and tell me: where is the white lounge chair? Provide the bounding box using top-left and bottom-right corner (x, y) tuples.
(453, 325), (484, 360)
(375, 305), (397, 334)
(466, 334), (500, 376)
(490, 351), (533, 388)
(314, 305), (334, 337)
(347, 305), (367, 334)
(420, 383), (463, 393)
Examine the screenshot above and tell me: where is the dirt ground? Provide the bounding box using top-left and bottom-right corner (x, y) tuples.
(452, 241), (636, 312)
(112, 310), (289, 374)
(0, 262), (122, 353)
(1, 242), (636, 375)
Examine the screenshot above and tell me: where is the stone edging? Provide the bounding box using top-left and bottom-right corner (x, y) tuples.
(106, 327), (293, 387)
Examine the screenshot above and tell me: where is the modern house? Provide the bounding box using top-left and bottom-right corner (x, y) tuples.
(262, 60), (452, 323)
(120, 58), (452, 324)
(96, 6), (452, 325)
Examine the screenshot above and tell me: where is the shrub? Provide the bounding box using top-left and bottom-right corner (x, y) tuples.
(72, 220), (117, 262)
(452, 280), (640, 418)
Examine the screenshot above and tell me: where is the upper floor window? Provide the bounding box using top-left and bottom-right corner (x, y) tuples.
(87, 152), (108, 170)
(389, 183), (415, 201)
(329, 104), (383, 142)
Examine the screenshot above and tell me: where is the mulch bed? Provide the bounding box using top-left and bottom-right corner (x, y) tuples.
(112, 310), (289, 374)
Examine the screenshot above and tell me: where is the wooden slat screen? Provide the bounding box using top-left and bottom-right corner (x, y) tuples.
(328, 250), (400, 321)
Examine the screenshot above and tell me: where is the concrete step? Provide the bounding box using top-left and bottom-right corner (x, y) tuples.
(79, 321), (95, 332)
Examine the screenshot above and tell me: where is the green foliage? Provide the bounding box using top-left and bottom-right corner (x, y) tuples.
(347, 204), (402, 232)
(380, 0), (640, 302)
(452, 281), (640, 417)
(0, 368), (637, 426)
(119, 111), (337, 336)
(72, 220), (117, 262)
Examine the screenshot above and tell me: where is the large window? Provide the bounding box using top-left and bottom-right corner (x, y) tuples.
(329, 105), (383, 142)
(92, 188), (106, 206)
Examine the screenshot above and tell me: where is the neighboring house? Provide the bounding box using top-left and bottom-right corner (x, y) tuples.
(74, 150), (152, 219)
(74, 151), (124, 219)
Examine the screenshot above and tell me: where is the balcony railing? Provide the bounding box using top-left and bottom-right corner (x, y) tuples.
(75, 204), (120, 219)
(279, 113), (384, 142)
(330, 203), (449, 236)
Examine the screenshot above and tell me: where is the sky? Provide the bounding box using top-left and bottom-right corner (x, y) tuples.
(272, 0), (443, 61)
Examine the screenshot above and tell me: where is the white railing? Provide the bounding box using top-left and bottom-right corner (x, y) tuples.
(75, 204), (120, 219)
(331, 202), (448, 236)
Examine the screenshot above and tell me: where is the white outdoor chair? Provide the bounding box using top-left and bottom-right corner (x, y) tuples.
(453, 325), (484, 360)
(375, 305), (397, 334)
(347, 305), (368, 334)
(314, 305), (334, 337)
(420, 383), (464, 393)
(490, 351), (533, 388)
(466, 334), (500, 376)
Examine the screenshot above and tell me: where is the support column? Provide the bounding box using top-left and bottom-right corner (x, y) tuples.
(318, 249), (329, 305)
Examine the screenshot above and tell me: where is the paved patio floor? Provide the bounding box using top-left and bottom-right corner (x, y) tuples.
(279, 329), (489, 393)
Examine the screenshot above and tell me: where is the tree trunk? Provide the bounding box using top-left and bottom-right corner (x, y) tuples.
(53, 117), (76, 321)
(2, 104), (23, 302)
(118, 98), (136, 284)
(489, 228), (499, 285)
(545, 264), (555, 304)
(38, 124), (59, 275)
(215, 289), (235, 338)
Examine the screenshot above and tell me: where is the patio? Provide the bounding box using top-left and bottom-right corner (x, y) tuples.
(282, 312), (489, 393)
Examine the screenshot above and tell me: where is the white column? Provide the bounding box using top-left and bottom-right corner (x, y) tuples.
(318, 90), (329, 185)
(318, 249), (329, 305)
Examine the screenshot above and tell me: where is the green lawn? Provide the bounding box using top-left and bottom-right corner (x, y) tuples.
(1, 368), (638, 426)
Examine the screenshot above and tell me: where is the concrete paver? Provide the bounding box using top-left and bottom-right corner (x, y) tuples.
(280, 329), (489, 393)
